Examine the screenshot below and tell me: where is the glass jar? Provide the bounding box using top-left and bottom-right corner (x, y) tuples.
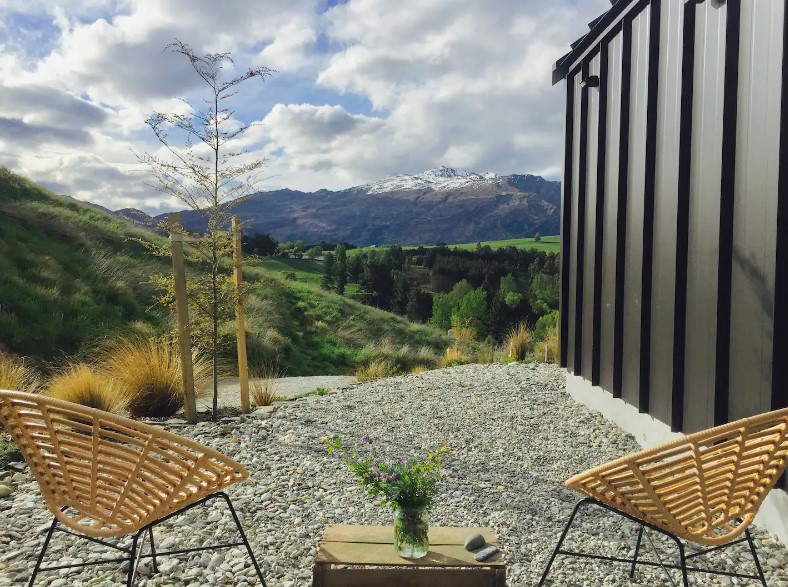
(394, 507), (429, 558)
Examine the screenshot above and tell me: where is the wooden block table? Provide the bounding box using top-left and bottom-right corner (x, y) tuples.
(313, 525), (506, 587)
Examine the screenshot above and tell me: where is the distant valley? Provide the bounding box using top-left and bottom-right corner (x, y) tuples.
(116, 167), (561, 246)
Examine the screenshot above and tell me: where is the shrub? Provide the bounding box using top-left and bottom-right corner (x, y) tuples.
(47, 365), (124, 413)
(102, 337), (210, 418)
(0, 351), (40, 392)
(534, 323), (559, 364)
(355, 359), (399, 382)
(505, 322), (533, 361)
(441, 347), (472, 368)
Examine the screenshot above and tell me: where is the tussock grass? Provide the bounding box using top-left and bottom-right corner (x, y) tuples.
(441, 347), (472, 368)
(505, 322), (533, 361)
(102, 337), (210, 418)
(534, 324), (559, 364)
(355, 359), (400, 382)
(47, 364), (124, 413)
(0, 351), (40, 392)
(409, 365), (430, 374)
(450, 325), (476, 348)
(251, 363), (283, 407)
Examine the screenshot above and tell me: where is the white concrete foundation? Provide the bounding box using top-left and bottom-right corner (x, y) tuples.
(566, 372), (788, 546)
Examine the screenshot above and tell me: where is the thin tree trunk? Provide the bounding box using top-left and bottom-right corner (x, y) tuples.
(211, 89), (220, 422)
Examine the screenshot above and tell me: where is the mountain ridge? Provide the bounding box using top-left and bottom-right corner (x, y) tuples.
(113, 167), (560, 246)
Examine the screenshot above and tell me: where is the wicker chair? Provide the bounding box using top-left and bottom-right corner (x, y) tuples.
(538, 407), (788, 586)
(0, 390), (267, 587)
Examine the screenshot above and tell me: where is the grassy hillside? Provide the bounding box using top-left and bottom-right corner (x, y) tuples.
(349, 235), (560, 256)
(0, 167), (168, 359)
(0, 168), (448, 375)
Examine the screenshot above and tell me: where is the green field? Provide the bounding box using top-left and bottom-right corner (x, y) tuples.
(348, 235), (560, 256)
(254, 256), (359, 295)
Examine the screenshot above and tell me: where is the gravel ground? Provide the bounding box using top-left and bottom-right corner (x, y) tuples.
(198, 376), (358, 411)
(1, 363), (786, 586)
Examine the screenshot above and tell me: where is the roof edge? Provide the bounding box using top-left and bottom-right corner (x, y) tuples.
(552, 0), (637, 85)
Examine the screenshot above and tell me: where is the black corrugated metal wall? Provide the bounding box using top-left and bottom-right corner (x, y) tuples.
(558, 0), (788, 459)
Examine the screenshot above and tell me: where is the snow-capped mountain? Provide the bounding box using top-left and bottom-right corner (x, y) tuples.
(361, 166), (500, 194)
(157, 169), (561, 246)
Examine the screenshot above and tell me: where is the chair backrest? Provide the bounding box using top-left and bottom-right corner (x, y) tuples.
(0, 390), (248, 537)
(566, 407), (788, 545)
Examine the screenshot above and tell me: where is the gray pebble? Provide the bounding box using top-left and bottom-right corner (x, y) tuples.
(464, 533), (486, 551)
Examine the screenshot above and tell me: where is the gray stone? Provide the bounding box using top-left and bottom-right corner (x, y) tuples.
(0, 484), (13, 498)
(464, 533), (486, 551)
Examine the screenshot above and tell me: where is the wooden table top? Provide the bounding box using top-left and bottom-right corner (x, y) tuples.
(316, 525), (505, 567)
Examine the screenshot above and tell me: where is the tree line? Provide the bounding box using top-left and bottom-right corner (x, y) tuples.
(324, 244), (559, 343)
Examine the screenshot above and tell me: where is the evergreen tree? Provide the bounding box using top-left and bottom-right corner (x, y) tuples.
(322, 252), (336, 290)
(335, 245), (348, 295)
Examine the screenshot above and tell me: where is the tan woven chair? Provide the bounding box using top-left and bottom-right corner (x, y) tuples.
(0, 390), (267, 587)
(538, 407), (788, 586)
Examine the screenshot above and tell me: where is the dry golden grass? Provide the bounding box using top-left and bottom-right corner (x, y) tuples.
(0, 351), (40, 393)
(534, 324), (559, 364)
(355, 359), (399, 382)
(251, 363), (283, 406)
(450, 325), (476, 348)
(409, 365), (430, 374)
(441, 347), (472, 368)
(505, 322), (533, 361)
(47, 365), (124, 413)
(102, 337), (210, 418)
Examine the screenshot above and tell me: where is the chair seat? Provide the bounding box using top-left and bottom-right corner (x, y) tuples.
(565, 408), (788, 545)
(0, 390), (248, 537)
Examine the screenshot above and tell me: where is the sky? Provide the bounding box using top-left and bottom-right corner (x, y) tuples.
(0, 0), (609, 213)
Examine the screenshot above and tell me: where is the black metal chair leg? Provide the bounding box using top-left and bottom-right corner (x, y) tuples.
(669, 536), (690, 587)
(218, 492), (267, 587)
(630, 525), (644, 578)
(28, 518), (58, 587)
(537, 498), (592, 587)
(126, 532), (142, 587)
(148, 527), (159, 573)
(745, 529), (768, 587)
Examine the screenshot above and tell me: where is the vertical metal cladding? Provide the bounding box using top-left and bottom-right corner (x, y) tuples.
(582, 55), (602, 379)
(621, 7), (650, 410)
(714, 0), (741, 426)
(560, 74), (576, 369)
(682, 1), (727, 433)
(729, 0), (783, 422)
(650, 0), (683, 427)
(558, 0), (785, 436)
(672, 0), (697, 433)
(592, 44), (610, 387)
(574, 61), (591, 375)
(613, 20), (633, 399)
(776, 0), (788, 415)
(600, 31), (624, 393)
(639, 0), (662, 415)
(567, 71), (583, 373)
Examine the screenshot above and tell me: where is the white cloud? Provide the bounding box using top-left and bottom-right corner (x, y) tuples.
(0, 0), (610, 211)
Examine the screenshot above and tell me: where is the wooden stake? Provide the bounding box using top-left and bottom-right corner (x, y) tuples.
(169, 213), (198, 424)
(232, 217), (251, 414)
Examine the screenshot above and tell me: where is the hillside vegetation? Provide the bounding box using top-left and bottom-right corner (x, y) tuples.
(0, 168), (448, 375)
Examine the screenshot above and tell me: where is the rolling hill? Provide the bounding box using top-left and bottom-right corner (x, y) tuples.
(0, 167), (449, 374)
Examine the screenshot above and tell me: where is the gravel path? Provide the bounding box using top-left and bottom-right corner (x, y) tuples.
(1, 363), (787, 586)
(197, 376), (358, 411)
